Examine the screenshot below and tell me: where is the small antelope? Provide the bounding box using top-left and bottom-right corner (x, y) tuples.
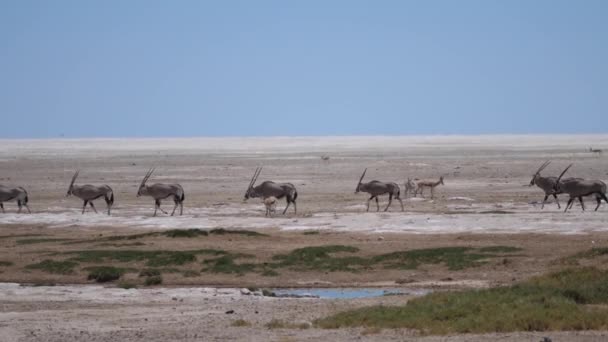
(404, 178), (416, 197)
(355, 168), (404, 212)
(263, 196), (278, 217)
(137, 168), (185, 216)
(589, 147), (603, 156)
(66, 170), (114, 215)
(0, 185), (31, 213)
(415, 176), (444, 199)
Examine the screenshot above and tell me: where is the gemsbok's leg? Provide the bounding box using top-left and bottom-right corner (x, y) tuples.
(170, 197), (179, 216)
(578, 197), (585, 211)
(384, 194), (393, 212)
(375, 197), (380, 211)
(82, 201), (88, 214)
(89, 201), (98, 214)
(366, 195), (373, 212)
(282, 199), (291, 215)
(397, 196), (404, 211)
(564, 198), (574, 212)
(0, 203), (4, 213)
(541, 195), (549, 209)
(552, 194), (561, 209)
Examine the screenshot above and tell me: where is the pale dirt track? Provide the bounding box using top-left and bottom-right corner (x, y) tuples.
(1, 135), (608, 341)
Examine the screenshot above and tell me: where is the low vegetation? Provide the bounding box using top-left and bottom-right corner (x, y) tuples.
(0, 261), (13, 267)
(144, 275), (163, 286)
(16, 238), (73, 245)
(316, 267), (608, 335)
(25, 260), (78, 274)
(86, 266), (128, 283)
(67, 249), (226, 267)
(265, 319), (310, 329)
(231, 319), (251, 327)
(563, 247), (608, 265)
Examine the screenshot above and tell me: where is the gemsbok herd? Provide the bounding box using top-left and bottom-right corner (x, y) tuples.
(0, 161), (606, 216)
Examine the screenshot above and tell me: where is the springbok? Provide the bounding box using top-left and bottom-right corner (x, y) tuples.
(355, 168), (404, 212)
(263, 196), (278, 217)
(66, 171), (114, 215)
(0, 185), (31, 213)
(415, 176), (444, 199)
(136, 168), (185, 216)
(244, 167), (298, 215)
(554, 164), (608, 212)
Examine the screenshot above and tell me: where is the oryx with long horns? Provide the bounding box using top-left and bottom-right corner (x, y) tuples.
(0, 185), (31, 213)
(529, 161), (565, 209)
(243, 167), (298, 215)
(66, 171), (114, 215)
(136, 168), (185, 216)
(554, 164), (608, 212)
(355, 168), (404, 212)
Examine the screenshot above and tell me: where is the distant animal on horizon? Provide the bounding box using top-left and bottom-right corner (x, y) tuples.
(0, 185), (31, 213)
(321, 155), (330, 161)
(244, 167), (298, 215)
(415, 176), (444, 199)
(263, 196), (278, 217)
(66, 171), (114, 215)
(554, 164), (608, 212)
(404, 178), (416, 197)
(136, 168), (185, 216)
(589, 147), (603, 156)
(355, 168), (404, 212)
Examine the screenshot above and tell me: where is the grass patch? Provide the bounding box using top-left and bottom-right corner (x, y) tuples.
(0, 234), (46, 240)
(86, 266), (127, 282)
(117, 282), (137, 289)
(478, 246), (522, 253)
(144, 275), (163, 286)
(203, 254), (256, 275)
(16, 238), (73, 245)
(96, 242), (146, 247)
(373, 247), (493, 270)
(564, 247), (608, 265)
(25, 260), (78, 274)
(271, 245), (368, 272)
(303, 231), (320, 235)
(231, 319), (251, 327)
(67, 249), (226, 267)
(316, 267), (608, 335)
(209, 228), (266, 237)
(139, 268), (161, 277)
(265, 319), (310, 329)
(0, 261), (13, 267)
(182, 270), (200, 277)
(161, 229), (209, 238)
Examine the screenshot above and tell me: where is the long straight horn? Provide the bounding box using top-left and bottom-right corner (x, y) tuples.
(254, 167), (262, 185)
(141, 168), (154, 187)
(69, 170), (79, 188)
(556, 163), (573, 183)
(247, 167), (260, 190)
(535, 160), (551, 175)
(358, 168), (367, 185)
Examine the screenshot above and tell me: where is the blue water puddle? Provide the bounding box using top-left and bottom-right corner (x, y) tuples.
(270, 288), (430, 299)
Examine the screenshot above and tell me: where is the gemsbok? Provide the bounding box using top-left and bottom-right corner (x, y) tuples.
(136, 168), (185, 216)
(415, 176), (444, 199)
(66, 170), (114, 215)
(243, 167), (298, 215)
(0, 185), (31, 213)
(589, 147), (602, 156)
(355, 168), (404, 212)
(554, 164), (608, 212)
(529, 161), (564, 209)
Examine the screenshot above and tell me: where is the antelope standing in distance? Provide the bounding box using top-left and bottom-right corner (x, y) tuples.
(404, 178), (416, 197)
(66, 171), (114, 215)
(554, 164), (608, 212)
(243, 167), (298, 215)
(589, 147), (603, 156)
(136, 168), (185, 216)
(415, 176), (444, 199)
(355, 168), (404, 212)
(263, 196), (278, 217)
(0, 185), (31, 213)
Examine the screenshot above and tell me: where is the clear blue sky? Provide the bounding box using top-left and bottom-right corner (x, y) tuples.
(1, 1), (606, 138)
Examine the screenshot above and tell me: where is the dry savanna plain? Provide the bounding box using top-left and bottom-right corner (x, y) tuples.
(2, 135), (608, 341)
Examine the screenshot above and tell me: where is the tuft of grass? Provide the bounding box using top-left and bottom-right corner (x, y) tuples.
(271, 245), (368, 272)
(316, 267), (608, 335)
(117, 282), (137, 289)
(144, 275), (163, 286)
(161, 229), (208, 238)
(565, 247), (608, 265)
(303, 231), (320, 235)
(261, 269), (279, 277)
(478, 246), (522, 253)
(0, 234), (46, 240)
(231, 319), (251, 327)
(25, 260), (78, 274)
(67, 249), (226, 267)
(86, 266), (126, 283)
(203, 254), (256, 275)
(139, 268), (161, 277)
(0, 261), (13, 267)
(16, 238), (73, 245)
(209, 228), (266, 237)
(182, 270), (200, 277)
(262, 289), (276, 297)
(265, 319), (310, 329)
(373, 247), (491, 270)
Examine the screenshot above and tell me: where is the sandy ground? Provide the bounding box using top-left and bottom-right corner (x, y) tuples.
(1, 135), (608, 341)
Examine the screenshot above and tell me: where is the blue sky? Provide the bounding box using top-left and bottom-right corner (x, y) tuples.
(1, 1), (606, 138)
